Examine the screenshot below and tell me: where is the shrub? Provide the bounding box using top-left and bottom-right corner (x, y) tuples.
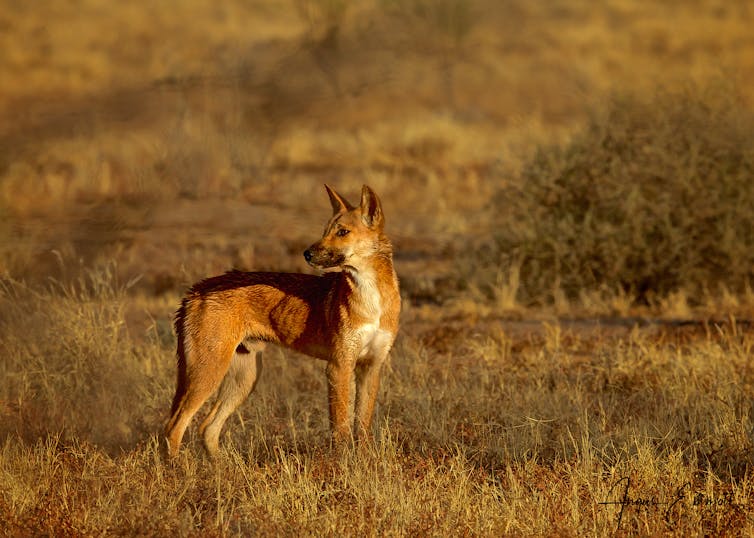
(482, 84), (754, 305)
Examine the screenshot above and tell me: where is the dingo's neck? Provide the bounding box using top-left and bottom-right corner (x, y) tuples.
(343, 252), (396, 319)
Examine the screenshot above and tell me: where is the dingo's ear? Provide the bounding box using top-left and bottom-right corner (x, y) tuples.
(360, 185), (384, 229)
(325, 184), (353, 214)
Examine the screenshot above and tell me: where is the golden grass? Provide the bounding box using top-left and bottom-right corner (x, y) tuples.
(3, 0), (754, 535)
(2, 271), (754, 535)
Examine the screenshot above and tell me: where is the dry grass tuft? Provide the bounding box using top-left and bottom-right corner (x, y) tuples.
(0, 264), (172, 452)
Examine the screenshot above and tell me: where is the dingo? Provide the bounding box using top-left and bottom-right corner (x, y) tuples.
(165, 185), (400, 457)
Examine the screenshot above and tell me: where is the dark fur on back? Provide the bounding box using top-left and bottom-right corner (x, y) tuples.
(185, 269), (329, 298)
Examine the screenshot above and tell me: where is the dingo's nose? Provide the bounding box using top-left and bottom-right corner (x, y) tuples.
(303, 249), (313, 262)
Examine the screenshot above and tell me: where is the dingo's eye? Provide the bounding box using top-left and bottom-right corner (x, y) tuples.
(336, 228), (350, 237)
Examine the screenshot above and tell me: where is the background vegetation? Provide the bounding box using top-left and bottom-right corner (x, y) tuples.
(477, 85), (754, 307)
(2, 0), (754, 535)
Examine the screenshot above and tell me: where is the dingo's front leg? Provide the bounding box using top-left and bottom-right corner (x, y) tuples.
(354, 355), (385, 442)
(354, 330), (394, 442)
(326, 358), (356, 447)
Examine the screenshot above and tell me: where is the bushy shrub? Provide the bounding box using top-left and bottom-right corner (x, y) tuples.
(486, 84), (754, 305)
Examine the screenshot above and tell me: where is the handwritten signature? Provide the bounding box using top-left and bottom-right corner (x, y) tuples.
(598, 477), (746, 531)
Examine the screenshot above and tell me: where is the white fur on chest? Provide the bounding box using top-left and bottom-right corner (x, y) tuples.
(346, 266), (382, 320)
(347, 267), (394, 359)
(355, 323), (394, 359)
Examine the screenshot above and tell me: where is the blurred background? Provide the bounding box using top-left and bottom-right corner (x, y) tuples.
(2, 0), (754, 312)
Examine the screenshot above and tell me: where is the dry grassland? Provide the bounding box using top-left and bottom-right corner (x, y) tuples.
(3, 0), (754, 535)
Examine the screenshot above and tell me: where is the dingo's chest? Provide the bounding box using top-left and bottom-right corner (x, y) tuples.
(348, 271), (396, 359)
(356, 323), (395, 359)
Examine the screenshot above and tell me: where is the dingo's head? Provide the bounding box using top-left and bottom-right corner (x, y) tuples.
(304, 184), (386, 271)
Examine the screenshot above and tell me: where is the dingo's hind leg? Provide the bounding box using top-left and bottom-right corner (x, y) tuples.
(199, 342), (265, 457)
(165, 340), (237, 457)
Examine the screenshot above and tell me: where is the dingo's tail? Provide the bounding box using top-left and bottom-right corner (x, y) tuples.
(170, 298), (189, 418)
